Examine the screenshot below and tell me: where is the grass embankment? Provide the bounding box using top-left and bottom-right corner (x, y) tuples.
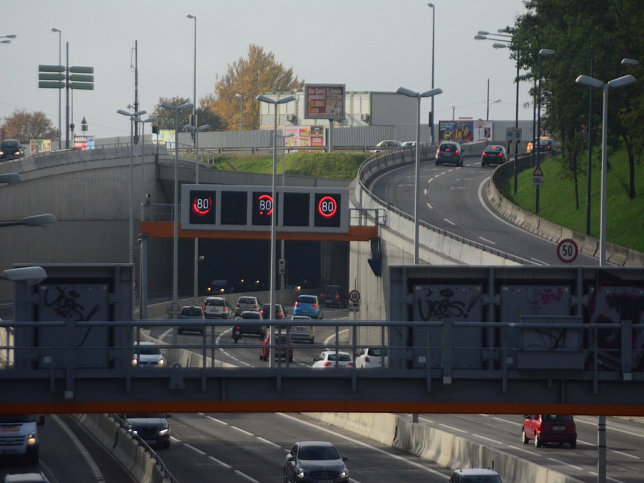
(502, 147), (644, 253)
(207, 151), (368, 179)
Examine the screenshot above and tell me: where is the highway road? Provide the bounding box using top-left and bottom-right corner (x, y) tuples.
(370, 154), (598, 266)
(0, 414), (134, 482)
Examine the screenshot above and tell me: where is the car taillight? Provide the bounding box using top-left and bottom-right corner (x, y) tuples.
(436, 148), (440, 156)
(348, 362), (353, 367)
(323, 361), (332, 367)
(497, 153), (502, 157)
(253, 304), (258, 310)
(223, 307), (228, 313)
(202, 304), (206, 310)
(364, 356), (370, 362)
(455, 149), (459, 155)
(335, 294), (340, 299)
(294, 301), (300, 307)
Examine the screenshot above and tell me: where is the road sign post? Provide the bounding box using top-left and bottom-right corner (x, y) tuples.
(532, 165), (544, 186)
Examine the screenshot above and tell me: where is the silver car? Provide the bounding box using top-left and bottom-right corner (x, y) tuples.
(289, 315), (314, 344)
(203, 296), (232, 319)
(234, 295), (260, 316)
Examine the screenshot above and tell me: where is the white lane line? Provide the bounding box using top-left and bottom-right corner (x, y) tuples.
(206, 415), (230, 425)
(256, 436), (281, 448)
(426, 201), (433, 210)
(234, 470), (259, 482)
(438, 423), (467, 434)
(472, 433), (503, 444)
(478, 236), (496, 245)
(230, 425), (255, 437)
(208, 455), (232, 469)
(278, 413), (449, 480)
(443, 218), (456, 226)
(184, 443), (206, 455)
(508, 445), (537, 457)
(530, 257), (548, 265)
(52, 415), (104, 482)
(609, 448), (641, 460)
(548, 457), (582, 471)
(607, 477), (626, 483)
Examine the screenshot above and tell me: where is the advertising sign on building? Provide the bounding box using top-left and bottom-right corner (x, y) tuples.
(30, 139), (51, 154)
(304, 84), (345, 120)
(438, 120), (475, 142)
(284, 125), (326, 151)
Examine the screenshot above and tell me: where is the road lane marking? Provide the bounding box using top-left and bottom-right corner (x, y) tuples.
(184, 443), (206, 455)
(234, 470), (259, 482)
(208, 455), (232, 469)
(438, 423), (467, 434)
(230, 425), (255, 437)
(443, 218), (456, 226)
(478, 236), (496, 245)
(472, 433), (503, 444)
(547, 457), (582, 471)
(278, 413), (449, 480)
(256, 436), (281, 448)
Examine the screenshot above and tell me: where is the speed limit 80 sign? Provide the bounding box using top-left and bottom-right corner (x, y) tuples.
(557, 238), (579, 264)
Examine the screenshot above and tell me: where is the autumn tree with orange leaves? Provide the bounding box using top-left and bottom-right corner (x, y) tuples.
(1, 109), (57, 143)
(203, 44), (304, 131)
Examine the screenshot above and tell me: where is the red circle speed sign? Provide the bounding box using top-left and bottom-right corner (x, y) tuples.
(557, 238), (579, 264)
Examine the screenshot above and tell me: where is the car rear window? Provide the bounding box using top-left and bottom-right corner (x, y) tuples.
(441, 143), (458, 150)
(298, 296), (317, 304)
(543, 414), (573, 422)
(182, 307), (202, 316)
(239, 297), (256, 304)
(209, 299), (224, 306)
(242, 312), (260, 319)
(485, 146), (503, 153)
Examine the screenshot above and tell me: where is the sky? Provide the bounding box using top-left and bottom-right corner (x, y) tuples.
(1, 0), (531, 139)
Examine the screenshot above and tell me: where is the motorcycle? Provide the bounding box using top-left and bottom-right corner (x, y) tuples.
(232, 325), (241, 343)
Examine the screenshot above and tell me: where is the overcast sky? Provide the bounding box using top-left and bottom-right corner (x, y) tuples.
(1, 0), (531, 139)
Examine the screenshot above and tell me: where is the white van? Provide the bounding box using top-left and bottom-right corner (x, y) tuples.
(0, 415), (44, 464)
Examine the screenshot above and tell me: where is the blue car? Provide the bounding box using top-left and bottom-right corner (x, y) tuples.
(293, 295), (323, 320)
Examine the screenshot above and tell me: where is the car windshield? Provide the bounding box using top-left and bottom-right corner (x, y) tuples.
(298, 445), (340, 460)
(182, 307), (202, 316)
(328, 353), (351, 362)
(543, 414), (573, 422)
(0, 415), (36, 423)
(137, 346), (161, 355)
(298, 296), (316, 304)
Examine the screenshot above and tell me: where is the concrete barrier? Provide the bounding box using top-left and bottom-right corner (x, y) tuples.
(306, 412), (581, 483)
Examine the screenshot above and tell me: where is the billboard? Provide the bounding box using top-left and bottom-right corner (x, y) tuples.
(284, 125), (325, 150)
(304, 84), (345, 120)
(439, 120), (475, 143)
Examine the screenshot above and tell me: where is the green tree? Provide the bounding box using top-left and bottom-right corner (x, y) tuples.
(513, 0), (643, 201)
(1, 109), (57, 143)
(203, 44), (304, 131)
(151, 96), (193, 130)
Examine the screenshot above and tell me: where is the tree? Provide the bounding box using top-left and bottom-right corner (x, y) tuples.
(150, 96), (193, 130)
(203, 44), (304, 131)
(513, 0), (643, 201)
(1, 109), (57, 143)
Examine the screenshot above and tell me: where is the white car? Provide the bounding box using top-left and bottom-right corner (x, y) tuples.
(203, 296), (232, 319)
(355, 347), (388, 368)
(132, 341), (165, 367)
(289, 315), (314, 343)
(312, 351), (353, 368)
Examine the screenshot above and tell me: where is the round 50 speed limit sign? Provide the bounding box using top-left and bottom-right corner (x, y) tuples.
(557, 238), (579, 264)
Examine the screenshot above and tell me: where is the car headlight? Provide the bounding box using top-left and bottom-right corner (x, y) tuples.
(27, 433), (37, 446)
(158, 428), (169, 436)
(158, 359), (165, 367)
(296, 468), (305, 479)
(340, 467), (349, 478)
(132, 358), (138, 367)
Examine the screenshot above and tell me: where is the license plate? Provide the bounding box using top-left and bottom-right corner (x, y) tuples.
(553, 425), (565, 431)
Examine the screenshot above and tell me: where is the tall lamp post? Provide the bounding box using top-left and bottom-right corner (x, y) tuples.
(51, 28), (62, 149)
(257, 93), (295, 365)
(138, 116), (156, 320)
(160, 102), (193, 323)
(477, 30), (520, 194)
(235, 93), (244, 130)
(117, 108), (147, 264)
(184, 122), (210, 301)
(186, 13), (197, 147)
(396, 87), (443, 264)
(427, 3), (436, 144)
(575, 73), (636, 266)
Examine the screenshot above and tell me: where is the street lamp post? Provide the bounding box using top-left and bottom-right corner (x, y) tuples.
(184, 123), (210, 302)
(575, 73), (636, 266)
(535, 48), (555, 215)
(235, 93), (244, 130)
(396, 87), (443, 264)
(427, 3), (436, 144)
(117, 108), (147, 265)
(186, 13), (197, 147)
(160, 102), (193, 324)
(256, 94), (295, 365)
(486, 98), (501, 120)
(51, 28), (62, 149)
(138, 116), (156, 321)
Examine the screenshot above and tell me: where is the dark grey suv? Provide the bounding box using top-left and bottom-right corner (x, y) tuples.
(436, 141), (463, 166)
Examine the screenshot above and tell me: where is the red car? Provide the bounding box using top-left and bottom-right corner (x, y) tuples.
(260, 332), (293, 362)
(522, 414), (577, 448)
